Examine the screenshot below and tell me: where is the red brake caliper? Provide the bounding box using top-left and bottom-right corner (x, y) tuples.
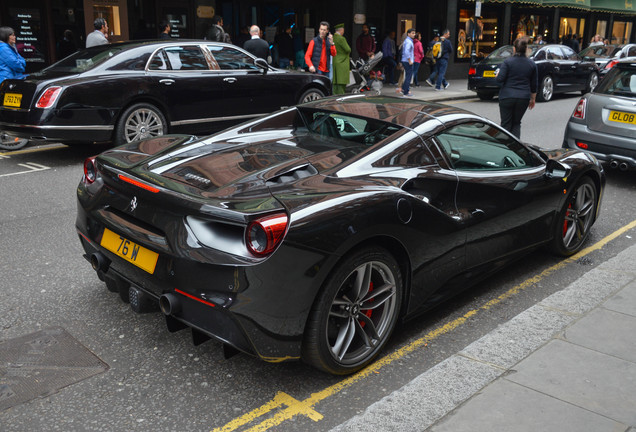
(563, 203), (572, 237)
(360, 282), (374, 327)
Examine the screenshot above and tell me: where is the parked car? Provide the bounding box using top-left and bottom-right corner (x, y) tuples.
(468, 44), (599, 102)
(0, 40), (331, 146)
(76, 95), (605, 375)
(564, 58), (636, 170)
(579, 43), (636, 77)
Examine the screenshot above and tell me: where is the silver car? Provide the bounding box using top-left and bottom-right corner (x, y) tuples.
(564, 58), (636, 170)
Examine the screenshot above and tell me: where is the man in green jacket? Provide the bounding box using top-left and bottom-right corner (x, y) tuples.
(332, 23), (351, 95)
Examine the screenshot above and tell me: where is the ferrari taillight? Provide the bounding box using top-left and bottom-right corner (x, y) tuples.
(572, 98), (586, 119)
(246, 213), (289, 256)
(36, 86), (62, 108)
(83, 157), (97, 183)
(468, 67), (476, 76)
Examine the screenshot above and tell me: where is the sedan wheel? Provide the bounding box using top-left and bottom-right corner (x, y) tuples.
(115, 103), (167, 145)
(538, 75), (554, 102)
(550, 177), (597, 256)
(583, 72), (599, 94)
(303, 247), (402, 374)
(298, 88), (325, 104)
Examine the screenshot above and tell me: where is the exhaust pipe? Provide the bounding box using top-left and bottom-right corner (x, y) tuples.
(619, 162), (629, 171)
(159, 293), (181, 316)
(610, 160), (619, 169)
(90, 252), (109, 272)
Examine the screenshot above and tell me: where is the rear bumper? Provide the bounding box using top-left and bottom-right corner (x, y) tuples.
(563, 120), (636, 168)
(467, 76), (501, 92)
(0, 121), (113, 143)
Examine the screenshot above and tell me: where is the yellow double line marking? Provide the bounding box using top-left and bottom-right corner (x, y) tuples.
(213, 220), (636, 432)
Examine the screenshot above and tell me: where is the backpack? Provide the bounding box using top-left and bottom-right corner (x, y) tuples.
(432, 41), (443, 59)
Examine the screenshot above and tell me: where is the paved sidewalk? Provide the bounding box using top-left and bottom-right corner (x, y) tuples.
(380, 79), (475, 102)
(332, 242), (636, 432)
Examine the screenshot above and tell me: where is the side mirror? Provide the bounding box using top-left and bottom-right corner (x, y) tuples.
(545, 159), (571, 179)
(254, 58), (268, 74)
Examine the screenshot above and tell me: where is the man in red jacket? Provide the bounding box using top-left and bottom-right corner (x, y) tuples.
(305, 22), (337, 76)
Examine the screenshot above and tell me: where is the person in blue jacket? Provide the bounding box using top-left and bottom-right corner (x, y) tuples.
(0, 26), (26, 84)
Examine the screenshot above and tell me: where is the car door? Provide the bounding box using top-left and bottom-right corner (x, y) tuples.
(147, 44), (228, 135)
(430, 120), (565, 269)
(545, 46), (573, 92)
(206, 45), (293, 117)
(561, 45), (588, 89)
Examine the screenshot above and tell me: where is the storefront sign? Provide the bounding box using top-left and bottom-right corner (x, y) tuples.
(354, 14), (366, 25)
(197, 6), (214, 18)
(8, 8), (46, 72)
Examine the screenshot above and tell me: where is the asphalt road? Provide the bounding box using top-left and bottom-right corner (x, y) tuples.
(1, 94), (635, 432)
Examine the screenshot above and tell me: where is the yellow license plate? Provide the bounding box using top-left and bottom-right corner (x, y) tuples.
(3, 93), (22, 108)
(483, 70), (496, 78)
(608, 110), (636, 125)
(100, 228), (159, 274)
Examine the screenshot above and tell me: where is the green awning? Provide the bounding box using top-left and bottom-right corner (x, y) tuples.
(591, 0), (636, 13)
(541, 0), (591, 9)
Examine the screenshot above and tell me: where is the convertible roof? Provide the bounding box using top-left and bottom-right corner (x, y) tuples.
(307, 95), (472, 129)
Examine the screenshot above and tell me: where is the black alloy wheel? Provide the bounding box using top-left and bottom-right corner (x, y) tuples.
(303, 247), (402, 375)
(115, 103), (167, 145)
(550, 176), (597, 256)
(298, 88), (325, 104)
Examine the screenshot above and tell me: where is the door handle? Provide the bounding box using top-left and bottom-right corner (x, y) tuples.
(159, 79), (175, 85)
(470, 208), (485, 218)
(554, 66), (560, 71)
(223, 77), (237, 83)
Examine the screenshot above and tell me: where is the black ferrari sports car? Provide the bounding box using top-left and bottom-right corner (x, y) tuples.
(76, 95), (605, 374)
(468, 44), (599, 102)
(0, 40), (330, 147)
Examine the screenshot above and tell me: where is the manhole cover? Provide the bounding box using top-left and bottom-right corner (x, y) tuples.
(0, 326), (108, 411)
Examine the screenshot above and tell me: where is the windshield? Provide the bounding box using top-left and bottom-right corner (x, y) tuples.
(579, 45), (620, 60)
(42, 47), (124, 73)
(595, 66), (636, 98)
(487, 44), (540, 61)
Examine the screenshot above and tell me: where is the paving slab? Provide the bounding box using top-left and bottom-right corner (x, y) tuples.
(507, 339), (636, 426)
(429, 379), (626, 432)
(603, 280), (636, 317)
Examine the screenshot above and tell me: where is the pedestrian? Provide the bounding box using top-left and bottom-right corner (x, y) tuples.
(381, 30), (397, 85)
(206, 16), (231, 43)
(0, 26), (26, 84)
(86, 18), (109, 48)
(304, 21), (336, 76)
(57, 29), (77, 59)
(356, 24), (375, 61)
(434, 29), (452, 91)
(589, 34), (603, 47)
(243, 25), (270, 60)
(535, 34), (546, 45)
(570, 34), (580, 52)
(413, 32), (424, 87)
(400, 28), (416, 97)
(425, 33), (440, 86)
(495, 37), (537, 139)
(276, 25), (294, 69)
(158, 20), (171, 39)
(332, 23), (351, 95)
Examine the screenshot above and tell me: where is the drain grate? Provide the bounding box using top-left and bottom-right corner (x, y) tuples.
(0, 326), (108, 411)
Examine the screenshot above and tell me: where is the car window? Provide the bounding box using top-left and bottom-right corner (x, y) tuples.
(579, 45), (617, 59)
(626, 45), (636, 57)
(162, 46), (209, 70)
(547, 47), (565, 60)
(106, 52), (151, 71)
(373, 138), (435, 167)
(533, 49), (546, 61)
(561, 45), (579, 60)
(148, 50), (169, 70)
(207, 45), (260, 71)
(434, 122), (541, 171)
(596, 68), (636, 97)
(42, 47), (124, 73)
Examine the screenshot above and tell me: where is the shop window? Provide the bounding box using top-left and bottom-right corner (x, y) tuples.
(595, 20), (608, 40)
(510, 13), (551, 44)
(559, 17), (585, 42)
(612, 21), (633, 45)
(457, 8), (500, 60)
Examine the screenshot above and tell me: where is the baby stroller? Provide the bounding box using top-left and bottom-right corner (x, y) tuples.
(345, 51), (384, 95)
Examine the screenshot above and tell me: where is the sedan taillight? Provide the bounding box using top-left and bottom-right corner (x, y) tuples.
(604, 60), (619, 71)
(468, 67), (476, 76)
(83, 156), (97, 183)
(246, 213), (289, 257)
(572, 98), (586, 119)
(36, 86), (62, 108)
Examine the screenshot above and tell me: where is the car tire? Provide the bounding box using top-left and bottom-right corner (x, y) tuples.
(582, 72), (599, 94)
(476, 91), (495, 101)
(550, 176), (597, 256)
(298, 88), (325, 105)
(302, 247), (402, 375)
(537, 75), (554, 102)
(115, 103), (167, 146)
